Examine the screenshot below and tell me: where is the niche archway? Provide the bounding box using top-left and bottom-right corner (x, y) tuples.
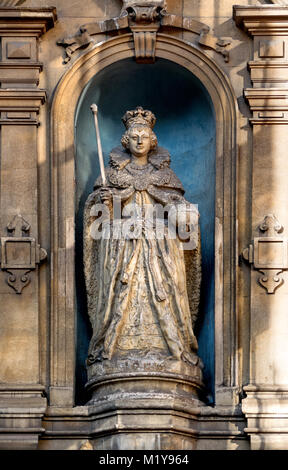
(50, 33), (238, 408)
(75, 57), (215, 404)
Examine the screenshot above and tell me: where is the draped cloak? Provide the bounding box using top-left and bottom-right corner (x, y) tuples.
(83, 146), (201, 365)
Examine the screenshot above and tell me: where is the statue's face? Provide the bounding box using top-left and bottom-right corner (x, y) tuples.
(128, 126), (151, 158)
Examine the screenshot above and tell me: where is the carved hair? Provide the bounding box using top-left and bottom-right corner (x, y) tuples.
(121, 125), (158, 151)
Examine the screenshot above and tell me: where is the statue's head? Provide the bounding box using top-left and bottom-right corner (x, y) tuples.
(121, 106), (158, 157)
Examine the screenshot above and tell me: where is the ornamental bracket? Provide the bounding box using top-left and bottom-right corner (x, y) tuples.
(242, 214), (288, 294)
(0, 215), (47, 294)
(57, 0), (230, 64)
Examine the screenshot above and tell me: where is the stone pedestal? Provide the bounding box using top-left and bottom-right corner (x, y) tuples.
(86, 355), (204, 449)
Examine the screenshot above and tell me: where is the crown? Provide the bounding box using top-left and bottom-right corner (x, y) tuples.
(122, 106), (156, 130)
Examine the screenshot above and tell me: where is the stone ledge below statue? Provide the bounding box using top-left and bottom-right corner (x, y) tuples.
(86, 354), (205, 406)
(83, 354), (205, 448)
(39, 402), (248, 450)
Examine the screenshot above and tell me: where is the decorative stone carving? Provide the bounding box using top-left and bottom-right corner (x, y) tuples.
(51, 29), (238, 416)
(58, 0), (230, 64)
(0, 89), (46, 126)
(243, 214), (288, 293)
(122, 0), (166, 19)
(234, 6), (288, 92)
(83, 106), (204, 406)
(0, 215), (47, 294)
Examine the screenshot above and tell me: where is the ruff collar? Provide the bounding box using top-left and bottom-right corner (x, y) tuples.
(109, 146), (171, 171)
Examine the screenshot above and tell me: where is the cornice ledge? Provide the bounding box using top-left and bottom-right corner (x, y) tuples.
(0, 6), (57, 36)
(233, 4), (288, 35)
(0, 89), (47, 112)
(245, 87), (288, 98)
(244, 87), (288, 124)
(0, 88), (46, 99)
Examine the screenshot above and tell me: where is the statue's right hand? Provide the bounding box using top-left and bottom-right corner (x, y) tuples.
(100, 187), (113, 203)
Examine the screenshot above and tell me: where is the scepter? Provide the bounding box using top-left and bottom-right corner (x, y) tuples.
(90, 104), (107, 186)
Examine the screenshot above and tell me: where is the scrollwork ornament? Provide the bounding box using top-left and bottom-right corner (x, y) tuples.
(242, 214), (288, 294)
(57, 0), (230, 64)
(0, 215), (47, 294)
(7, 269), (31, 295)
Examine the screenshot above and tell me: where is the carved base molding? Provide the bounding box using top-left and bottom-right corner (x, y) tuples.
(242, 385), (288, 450)
(244, 88), (288, 125)
(0, 89), (46, 126)
(0, 384), (47, 450)
(87, 403), (200, 450)
(39, 404), (247, 450)
(83, 355), (205, 449)
(86, 355), (204, 400)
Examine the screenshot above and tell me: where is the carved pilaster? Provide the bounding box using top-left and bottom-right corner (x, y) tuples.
(234, 6), (288, 449)
(0, 6), (56, 450)
(0, 8), (56, 286)
(234, 6), (288, 124)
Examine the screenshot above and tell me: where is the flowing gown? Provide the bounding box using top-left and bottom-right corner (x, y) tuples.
(83, 146), (201, 366)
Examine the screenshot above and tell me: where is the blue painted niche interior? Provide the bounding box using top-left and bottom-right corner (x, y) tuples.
(75, 57), (216, 405)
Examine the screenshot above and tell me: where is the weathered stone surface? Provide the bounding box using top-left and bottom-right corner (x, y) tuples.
(49, 14), (238, 449)
(84, 107), (202, 370)
(1, 0), (288, 451)
(82, 107), (204, 449)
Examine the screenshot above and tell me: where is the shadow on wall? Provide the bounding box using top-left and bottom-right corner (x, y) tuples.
(75, 58), (216, 405)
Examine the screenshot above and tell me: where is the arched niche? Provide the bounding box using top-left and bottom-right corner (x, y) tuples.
(75, 58), (215, 404)
(50, 33), (238, 408)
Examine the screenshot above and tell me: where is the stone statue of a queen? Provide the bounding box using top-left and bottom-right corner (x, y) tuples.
(83, 106), (203, 391)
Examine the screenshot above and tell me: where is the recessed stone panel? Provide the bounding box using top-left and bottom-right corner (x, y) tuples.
(6, 111), (31, 119)
(259, 40), (285, 58)
(1, 38), (37, 62)
(6, 41), (31, 59)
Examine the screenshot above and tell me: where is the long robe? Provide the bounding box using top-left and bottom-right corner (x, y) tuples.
(83, 146), (201, 365)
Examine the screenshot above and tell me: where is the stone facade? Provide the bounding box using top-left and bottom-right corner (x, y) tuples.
(1, 0), (288, 450)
